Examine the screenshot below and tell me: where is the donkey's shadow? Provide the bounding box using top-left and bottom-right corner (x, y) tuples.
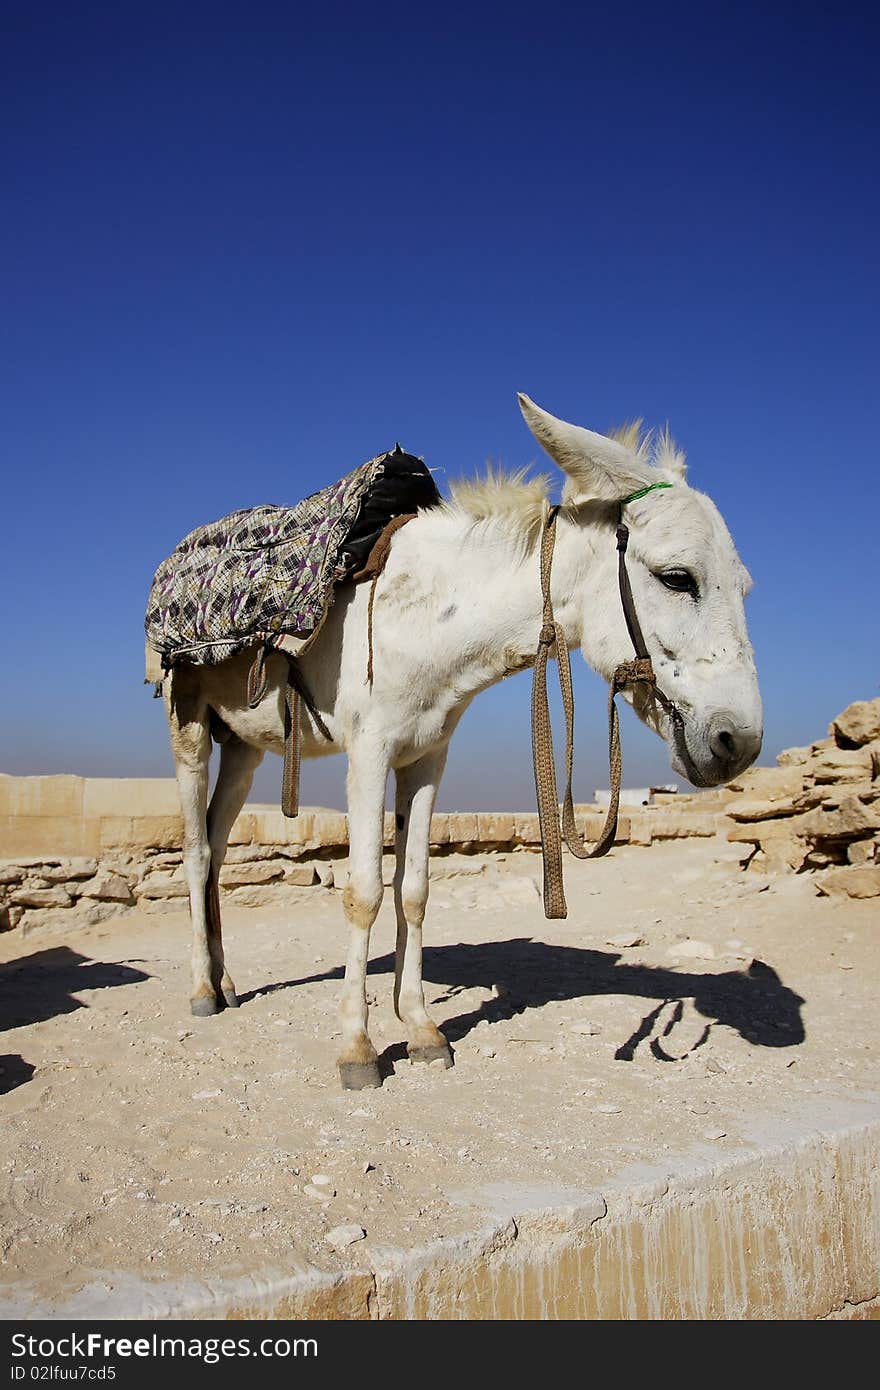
(246, 937), (805, 1062)
(0, 946), (149, 1095)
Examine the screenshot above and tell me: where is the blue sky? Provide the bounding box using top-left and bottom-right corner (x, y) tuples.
(2, 2), (877, 810)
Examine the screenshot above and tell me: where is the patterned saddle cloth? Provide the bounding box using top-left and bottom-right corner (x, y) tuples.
(145, 446), (440, 676)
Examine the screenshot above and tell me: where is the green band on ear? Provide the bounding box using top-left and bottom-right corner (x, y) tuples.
(621, 481), (674, 505)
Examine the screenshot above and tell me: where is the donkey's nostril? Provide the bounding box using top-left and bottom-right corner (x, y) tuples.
(710, 726), (739, 763)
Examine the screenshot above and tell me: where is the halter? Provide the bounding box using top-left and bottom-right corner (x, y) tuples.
(531, 483), (705, 919)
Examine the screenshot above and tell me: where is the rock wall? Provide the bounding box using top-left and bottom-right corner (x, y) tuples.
(724, 698), (880, 898)
(0, 773), (723, 935)
(2, 694), (877, 933)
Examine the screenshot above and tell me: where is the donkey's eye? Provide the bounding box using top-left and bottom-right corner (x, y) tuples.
(656, 568), (698, 598)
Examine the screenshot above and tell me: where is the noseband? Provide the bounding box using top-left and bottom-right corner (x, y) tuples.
(531, 486), (704, 919)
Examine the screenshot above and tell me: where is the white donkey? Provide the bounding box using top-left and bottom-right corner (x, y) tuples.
(161, 396), (762, 1088)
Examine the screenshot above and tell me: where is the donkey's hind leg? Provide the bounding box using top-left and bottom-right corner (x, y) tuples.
(205, 734), (265, 1008)
(393, 749), (453, 1068)
(165, 674), (218, 1017)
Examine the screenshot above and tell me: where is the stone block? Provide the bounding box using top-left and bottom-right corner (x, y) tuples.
(628, 815), (653, 846)
(429, 815), (451, 846)
(83, 778), (181, 819)
(476, 812), (516, 843)
(0, 774), (84, 819)
(446, 813), (479, 844)
(219, 861), (284, 887)
(99, 816), (183, 850)
(0, 815), (95, 858)
(513, 813), (541, 844)
(311, 812), (349, 847)
(646, 812), (714, 839)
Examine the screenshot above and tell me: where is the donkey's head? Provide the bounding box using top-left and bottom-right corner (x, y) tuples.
(519, 394), (762, 787)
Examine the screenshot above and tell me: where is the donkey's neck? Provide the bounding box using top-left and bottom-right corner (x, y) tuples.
(386, 507), (604, 700)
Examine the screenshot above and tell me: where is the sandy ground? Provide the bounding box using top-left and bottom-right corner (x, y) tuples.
(1, 837), (878, 1316)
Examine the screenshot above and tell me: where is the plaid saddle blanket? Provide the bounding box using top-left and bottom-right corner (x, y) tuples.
(145, 446), (440, 673)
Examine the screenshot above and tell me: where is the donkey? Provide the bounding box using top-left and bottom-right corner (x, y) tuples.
(160, 395), (762, 1088)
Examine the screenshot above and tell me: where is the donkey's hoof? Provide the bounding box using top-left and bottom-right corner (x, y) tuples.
(190, 996), (219, 1018)
(221, 988), (240, 1009)
(408, 1042), (454, 1069)
(338, 1061), (383, 1090)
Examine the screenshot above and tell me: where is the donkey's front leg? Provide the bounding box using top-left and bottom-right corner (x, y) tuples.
(338, 744), (388, 1090)
(393, 750), (453, 1068)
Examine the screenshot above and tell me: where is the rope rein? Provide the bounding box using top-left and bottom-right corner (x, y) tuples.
(531, 494), (694, 919)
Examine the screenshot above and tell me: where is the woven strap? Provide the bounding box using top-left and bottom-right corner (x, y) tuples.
(281, 679), (302, 818)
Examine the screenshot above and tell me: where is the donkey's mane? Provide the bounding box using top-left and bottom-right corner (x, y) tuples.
(446, 422), (687, 541)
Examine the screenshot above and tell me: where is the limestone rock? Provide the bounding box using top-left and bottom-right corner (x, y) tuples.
(284, 863), (319, 887)
(815, 866), (880, 899)
(831, 699), (880, 749)
(727, 814), (810, 845)
(1, 903), (24, 929)
(725, 766), (804, 800)
(135, 874), (189, 899)
(668, 939), (716, 960)
(10, 885), (73, 909)
(607, 931), (643, 948)
(809, 747), (875, 784)
(728, 798), (798, 823)
(799, 797), (880, 843)
(847, 839), (878, 866)
(0, 865), (25, 885)
(76, 870), (133, 902)
(496, 875), (540, 904)
(39, 858), (99, 882)
(325, 1225), (366, 1252)
(776, 745), (812, 767)
(315, 861), (335, 888)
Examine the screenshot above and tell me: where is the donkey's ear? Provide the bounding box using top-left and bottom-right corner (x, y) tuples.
(518, 393), (655, 502)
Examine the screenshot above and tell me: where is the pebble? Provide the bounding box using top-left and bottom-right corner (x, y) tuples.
(191, 1089), (221, 1101)
(606, 931), (644, 949)
(478, 1045), (496, 1058)
(704, 1058), (727, 1075)
(324, 1224), (366, 1252)
(703, 1129), (727, 1141)
(570, 1021), (602, 1036)
(310, 1173), (333, 1187)
(592, 1103), (622, 1114)
(668, 939), (716, 960)
(303, 1183), (335, 1202)
(362, 1161), (375, 1174)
